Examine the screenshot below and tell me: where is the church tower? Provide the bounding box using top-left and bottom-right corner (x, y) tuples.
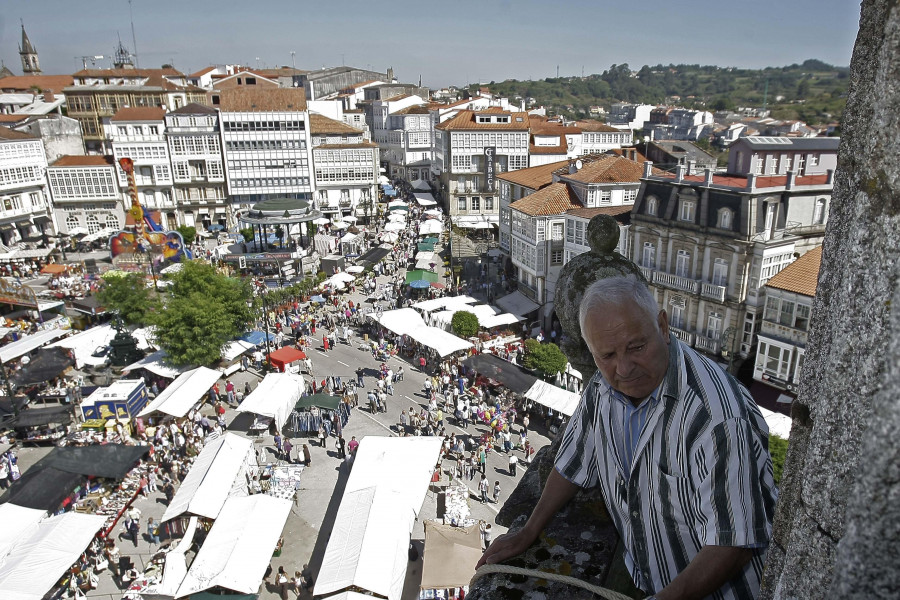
(19, 24), (41, 75)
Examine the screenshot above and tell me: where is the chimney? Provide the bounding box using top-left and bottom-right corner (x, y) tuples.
(704, 168), (714, 186)
(43, 90), (55, 103)
(675, 164), (686, 182)
(642, 160), (654, 178)
(786, 170), (797, 190)
(746, 173), (756, 191)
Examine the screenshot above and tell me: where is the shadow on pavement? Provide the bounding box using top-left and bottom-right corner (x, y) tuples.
(307, 457), (352, 584)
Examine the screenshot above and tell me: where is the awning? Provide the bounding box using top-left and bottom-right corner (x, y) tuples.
(41, 444), (150, 479)
(32, 216), (52, 226)
(0, 504), (45, 564)
(524, 379), (581, 417)
(240, 330), (275, 347)
(413, 193), (437, 206)
(296, 393), (342, 411)
(315, 437), (443, 600)
(0, 327), (70, 364)
(47, 325), (117, 368)
(138, 366), (222, 418)
(495, 290), (540, 318)
(221, 339), (255, 363)
(411, 179), (431, 191)
(421, 521), (482, 590)
(3, 467), (84, 511)
(373, 308), (427, 337)
(418, 220), (443, 235)
(176, 495), (293, 597)
(268, 346), (307, 372)
(406, 327), (472, 357)
(39, 264), (68, 275)
(12, 406), (74, 429)
(162, 433), (256, 522)
(0, 512), (107, 600)
(123, 350), (188, 379)
(235, 373), (304, 430)
(10, 347), (74, 386)
(405, 269), (438, 284)
(412, 296), (478, 313)
(462, 354), (538, 394)
(358, 246), (391, 266)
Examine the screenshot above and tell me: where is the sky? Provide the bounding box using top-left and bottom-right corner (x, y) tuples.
(0, 0), (861, 88)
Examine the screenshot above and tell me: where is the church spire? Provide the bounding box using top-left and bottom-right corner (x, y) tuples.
(19, 23), (41, 75)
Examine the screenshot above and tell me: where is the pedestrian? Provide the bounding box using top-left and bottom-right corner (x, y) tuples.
(163, 479), (175, 505)
(225, 379), (235, 406)
(493, 480), (501, 504)
(337, 435), (346, 459)
(283, 438), (293, 464)
(128, 516), (140, 547)
(323, 335), (330, 353)
(147, 517), (161, 546)
(348, 436), (359, 455)
(274, 433), (283, 459)
(318, 424), (327, 447)
(482, 522), (493, 550)
(276, 566), (290, 600)
(479, 475), (489, 504)
(509, 452), (519, 476)
(356, 366), (365, 387)
(302, 444), (311, 466)
(244, 380), (252, 399)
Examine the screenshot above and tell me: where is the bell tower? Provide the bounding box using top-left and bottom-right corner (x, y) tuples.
(19, 23), (41, 75)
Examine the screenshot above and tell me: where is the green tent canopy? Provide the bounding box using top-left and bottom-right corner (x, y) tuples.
(388, 205), (409, 212)
(417, 242), (436, 252)
(405, 269), (439, 283)
(295, 393), (341, 411)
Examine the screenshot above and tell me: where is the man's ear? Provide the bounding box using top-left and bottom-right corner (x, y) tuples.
(657, 310), (670, 344)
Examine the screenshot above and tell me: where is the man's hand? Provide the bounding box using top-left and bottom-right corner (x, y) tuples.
(476, 528), (539, 569)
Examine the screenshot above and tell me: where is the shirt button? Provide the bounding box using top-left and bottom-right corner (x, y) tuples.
(632, 511), (639, 518)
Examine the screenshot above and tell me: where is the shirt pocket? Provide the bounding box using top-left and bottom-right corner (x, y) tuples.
(652, 470), (695, 535)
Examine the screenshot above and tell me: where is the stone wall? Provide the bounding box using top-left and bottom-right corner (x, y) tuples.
(760, 1), (900, 598)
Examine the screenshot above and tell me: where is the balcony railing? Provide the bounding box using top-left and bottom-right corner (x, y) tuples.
(518, 283), (538, 302)
(695, 335), (720, 354)
(669, 326), (694, 345)
(655, 271), (700, 294)
(700, 282), (727, 302)
(639, 266), (655, 282)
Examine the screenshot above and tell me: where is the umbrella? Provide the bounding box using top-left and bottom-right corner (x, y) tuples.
(346, 265), (365, 274)
(380, 232), (399, 243)
(388, 205), (410, 213)
(431, 282), (446, 289)
(388, 200), (408, 208)
(310, 295), (326, 303)
(387, 214), (407, 223)
(313, 217), (331, 225)
(423, 209), (443, 217)
(473, 222), (492, 229)
(341, 215), (358, 222)
(406, 269), (439, 283)
(378, 175), (390, 184)
(331, 272), (355, 284)
(384, 222), (405, 232)
(419, 221), (443, 235)
(331, 221), (349, 230)
(409, 279), (431, 289)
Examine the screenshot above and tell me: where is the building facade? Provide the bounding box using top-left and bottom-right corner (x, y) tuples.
(631, 162), (833, 362)
(0, 129), (53, 246)
(216, 88), (314, 217)
(728, 136), (840, 177)
(106, 107), (177, 230)
(46, 155), (124, 235)
(164, 103), (228, 229)
(753, 246), (822, 394)
(375, 103), (433, 181)
(309, 113), (378, 221)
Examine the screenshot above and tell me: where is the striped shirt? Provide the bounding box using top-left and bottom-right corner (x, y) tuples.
(556, 339), (778, 599)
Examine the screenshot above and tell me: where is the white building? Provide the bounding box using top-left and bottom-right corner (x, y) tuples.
(0, 128), (53, 246)
(215, 88), (314, 216)
(46, 155), (124, 235)
(106, 107), (177, 230)
(728, 136), (840, 178)
(309, 113), (378, 221)
(377, 103), (433, 182)
(608, 103), (654, 131)
(754, 246), (821, 394)
(164, 103), (228, 229)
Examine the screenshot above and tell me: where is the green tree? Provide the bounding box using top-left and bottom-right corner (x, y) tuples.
(239, 227), (255, 243)
(151, 261), (254, 366)
(769, 435), (789, 484)
(523, 339), (568, 376)
(451, 311), (480, 338)
(176, 225), (197, 245)
(96, 271), (158, 327)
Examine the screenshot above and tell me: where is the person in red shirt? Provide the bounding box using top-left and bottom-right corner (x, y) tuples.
(348, 436), (359, 455)
(323, 335), (330, 353)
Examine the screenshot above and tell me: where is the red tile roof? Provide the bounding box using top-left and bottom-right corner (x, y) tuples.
(392, 105), (430, 115)
(215, 87), (307, 112)
(110, 107), (166, 121)
(0, 74), (74, 95)
(574, 120), (624, 133)
(566, 205), (633, 219)
(309, 113), (364, 135)
(496, 159), (569, 190)
(509, 182), (582, 216)
(0, 114), (29, 123)
(435, 109), (530, 131)
(562, 155), (663, 184)
(529, 143), (568, 155)
(51, 155), (115, 167)
(0, 127), (36, 141)
(765, 246), (822, 297)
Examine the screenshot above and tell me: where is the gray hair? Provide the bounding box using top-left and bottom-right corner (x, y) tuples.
(578, 275), (660, 348)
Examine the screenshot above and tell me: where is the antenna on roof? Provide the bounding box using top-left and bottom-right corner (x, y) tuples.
(129, 0), (139, 68)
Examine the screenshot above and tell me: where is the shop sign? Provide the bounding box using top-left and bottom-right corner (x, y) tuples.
(0, 277), (38, 308)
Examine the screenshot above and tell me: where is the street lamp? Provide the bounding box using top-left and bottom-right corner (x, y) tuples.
(252, 280), (274, 371)
(55, 233), (69, 262)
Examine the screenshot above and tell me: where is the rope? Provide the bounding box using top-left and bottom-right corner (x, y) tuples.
(470, 563), (637, 600)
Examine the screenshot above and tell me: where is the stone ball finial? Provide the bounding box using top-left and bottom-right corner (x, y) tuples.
(554, 214), (647, 379)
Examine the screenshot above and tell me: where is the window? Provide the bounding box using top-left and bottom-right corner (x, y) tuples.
(795, 303), (811, 331)
(458, 197), (467, 212)
(762, 343), (791, 379)
(485, 196), (494, 210)
(86, 214), (101, 234)
(718, 208), (732, 230)
(642, 242), (656, 269)
(779, 300), (796, 326)
(551, 250), (563, 265)
(764, 296), (780, 321)
(670, 303), (685, 329)
(471, 196), (480, 211)
(599, 190), (611, 204)
(675, 250), (690, 278)
(105, 214), (119, 229)
(706, 312), (722, 340)
(712, 258), (728, 286)
(65, 215), (79, 232)
(679, 200), (695, 222)
(551, 222), (564, 241)
(763, 203), (776, 235)
(646, 196), (658, 216)
(148, 126), (159, 135)
(623, 189), (637, 203)
(755, 156), (764, 176)
(814, 199), (826, 225)
(809, 153), (819, 167)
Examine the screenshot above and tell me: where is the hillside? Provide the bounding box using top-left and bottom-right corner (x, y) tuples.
(473, 59), (848, 125)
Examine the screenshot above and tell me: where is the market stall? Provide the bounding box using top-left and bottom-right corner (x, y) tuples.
(267, 346), (308, 374)
(235, 373), (304, 431)
(414, 192), (437, 207)
(46, 324), (116, 368)
(122, 350), (188, 381)
(80, 379), (149, 421)
(11, 405), (75, 445)
(0, 512), (107, 600)
(0, 326), (71, 364)
(0, 504), (46, 561)
(462, 354), (537, 395)
(523, 379), (582, 417)
(315, 436), (443, 600)
(175, 494), (293, 598)
(138, 367), (221, 420)
(420, 521), (481, 598)
(162, 432), (256, 523)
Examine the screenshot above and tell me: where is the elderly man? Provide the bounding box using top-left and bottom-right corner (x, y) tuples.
(478, 275), (777, 600)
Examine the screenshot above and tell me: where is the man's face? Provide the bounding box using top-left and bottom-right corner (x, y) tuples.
(583, 301), (671, 401)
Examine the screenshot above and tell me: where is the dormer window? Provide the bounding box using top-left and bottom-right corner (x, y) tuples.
(679, 199), (696, 222)
(718, 208), (733, 230)
(646, 195), (658, 216)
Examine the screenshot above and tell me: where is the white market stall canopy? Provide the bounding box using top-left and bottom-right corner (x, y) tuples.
(759, 406), (793, 439)
(414, 192), (437, 206)
(411, 179), (431, 191)
(387, 200), (408, 208)
(480, 312), (523, 329)
(162, 433), (256, 522)
(421, 521), (482, 590)
(315, 437), (443, 600)
(384, 222), (405, 232)
(221, 339), (255, 363)
(235, 372), (304, 430)
(0, 504), (45, 564)
(524, 379), (581, 417)
(413, 295), (477, 313)
(139, 516), (197, 600)
(373, 309), (472, 357)
(46, 324), (115, 368)
(0, 327), (70, 364)
(0, 512), (107, 600)
(418, 220), (443, 235)
(123, 350), (187, 379)
(175, 495), (292, 598)
(374, 308), (427, 337)
(139, 366), (222, 418)
(495, 290), (540, 318)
